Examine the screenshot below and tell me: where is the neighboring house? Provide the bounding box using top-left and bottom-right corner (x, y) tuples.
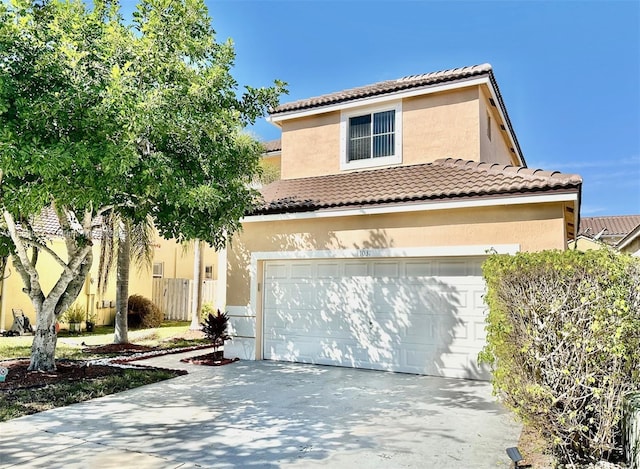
(577, 215), (640, 246)
(569, 235), (609, 252)
(0, 210), (220, 331)
(222, 63), (582, 380)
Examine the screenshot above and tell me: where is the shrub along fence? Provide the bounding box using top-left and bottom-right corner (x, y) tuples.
(480, 248), (640, 466)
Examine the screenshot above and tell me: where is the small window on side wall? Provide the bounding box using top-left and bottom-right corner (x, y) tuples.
(487, 112), (492, 141)
(204, 265), (214, 279)
(152, 262), (164, 278)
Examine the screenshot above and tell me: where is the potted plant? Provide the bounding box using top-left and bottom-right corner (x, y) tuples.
(62, 304), (85, 333)
(85, 310), (97, 333)
(201, 309), (231, 361)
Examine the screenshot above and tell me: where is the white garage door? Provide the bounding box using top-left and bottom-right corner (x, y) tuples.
(263, 257), (490, 379)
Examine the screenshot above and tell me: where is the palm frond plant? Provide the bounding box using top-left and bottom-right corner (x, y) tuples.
(201, 310), (231, 360)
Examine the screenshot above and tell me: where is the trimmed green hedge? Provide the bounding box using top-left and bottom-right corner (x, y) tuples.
(480, 248), (640, 465)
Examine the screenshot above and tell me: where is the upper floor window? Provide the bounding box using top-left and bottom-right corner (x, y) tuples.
(340, 102), (402, 170)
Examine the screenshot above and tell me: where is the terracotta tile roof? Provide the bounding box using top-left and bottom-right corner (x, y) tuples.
(254, 159), (582, 215)
(578, 215), (640, 238)
(262, 139), (281, 153)
(272, 64), (494, 115)
(23, 207), (103, 239)
(270, 63), (525, 165)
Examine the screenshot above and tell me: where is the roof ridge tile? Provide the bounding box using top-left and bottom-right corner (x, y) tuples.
(272, 63), (494, 115)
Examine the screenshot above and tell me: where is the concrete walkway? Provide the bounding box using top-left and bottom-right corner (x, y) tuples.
(0, 351), (521, 468)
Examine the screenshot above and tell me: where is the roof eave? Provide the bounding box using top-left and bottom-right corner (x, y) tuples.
(249, 188), (580, 219)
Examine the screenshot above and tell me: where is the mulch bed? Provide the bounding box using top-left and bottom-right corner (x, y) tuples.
(82, 343), (157, 354)
(0, 359), (129, 390)
(180, 353), (239, 366)
(0, 343), (233, 391)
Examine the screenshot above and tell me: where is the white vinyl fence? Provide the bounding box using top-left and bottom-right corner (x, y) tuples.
(152, 278), (216, 321)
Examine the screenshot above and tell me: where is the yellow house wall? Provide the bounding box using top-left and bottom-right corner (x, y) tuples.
(227, 202), (567, 306)
(479, 87), (516, 165)
(0, 238), (120, 331)
(262, 155), (281, 172)
(621, 237), (640, 256)
(568, 236), (607, 252)
(260, 155), (282, 183)
(151, 237), (218, 280)
(0, 236), (219, 331)
(279, 86), (485, 180)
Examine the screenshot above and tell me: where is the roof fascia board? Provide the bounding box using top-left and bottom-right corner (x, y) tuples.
(267, 77), (490, 123)
(243, 192), (579, 223)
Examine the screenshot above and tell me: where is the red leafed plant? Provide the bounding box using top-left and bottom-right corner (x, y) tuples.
(201, 310), (231, 358)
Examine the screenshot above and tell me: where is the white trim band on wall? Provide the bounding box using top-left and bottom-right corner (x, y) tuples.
(242, 193), (578, 224)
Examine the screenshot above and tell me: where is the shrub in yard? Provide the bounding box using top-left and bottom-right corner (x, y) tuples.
(62, 304), (85, 324)
(200, 302), (216, 323)
(127, 295), (164, 329)
(480, 248), (640, 465)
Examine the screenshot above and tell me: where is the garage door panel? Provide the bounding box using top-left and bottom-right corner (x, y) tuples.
(263, 257), (490, 379)
(344, 262), (369, 276)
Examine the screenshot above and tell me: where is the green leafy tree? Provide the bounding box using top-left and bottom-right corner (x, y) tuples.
(0, 0), (285, 371)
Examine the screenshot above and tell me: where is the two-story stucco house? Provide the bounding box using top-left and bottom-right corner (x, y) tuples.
(222, 63), (582, 380)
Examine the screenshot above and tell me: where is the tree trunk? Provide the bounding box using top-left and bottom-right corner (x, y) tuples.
(3, 208), (94, 371)
(29, 307), (58, 371)
(114, 221), (130, 344)
(190, 239), (202, 330)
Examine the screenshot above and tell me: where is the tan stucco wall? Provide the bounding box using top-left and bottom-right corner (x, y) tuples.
(278, 86), (488, 180)
(227, 202), (567, 307)
(402, 87), (480, 164)
(280, 112), (341, 179)
(479, 87), (516, 165)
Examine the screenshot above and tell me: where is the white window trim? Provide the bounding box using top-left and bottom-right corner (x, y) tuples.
(340, 101), (402, 170)
(152, 262), (164, 278)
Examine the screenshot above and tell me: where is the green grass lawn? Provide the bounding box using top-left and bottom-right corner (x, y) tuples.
(0, 368), (181, 422)
(0, 321), (207, 360)
(0, 321), (209, 422)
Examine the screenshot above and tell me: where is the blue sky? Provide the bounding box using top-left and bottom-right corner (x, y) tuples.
(203, 1), (639, 216)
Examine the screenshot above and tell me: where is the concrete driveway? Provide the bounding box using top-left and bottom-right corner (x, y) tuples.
(0, 351), (520, 468)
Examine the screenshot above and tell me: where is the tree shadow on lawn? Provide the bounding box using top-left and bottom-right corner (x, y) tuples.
(0, 362), (517, 468)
